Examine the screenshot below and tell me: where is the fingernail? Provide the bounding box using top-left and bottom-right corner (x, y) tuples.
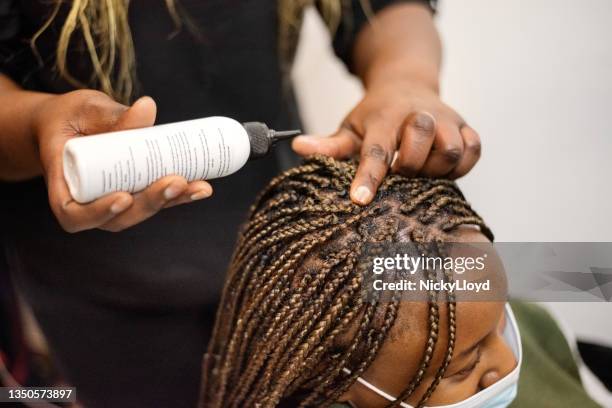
(353, 186), (372, 205)
(110, 196), (131, 214)
(164, 183), (183, 200)
(190, 189), (212, 201)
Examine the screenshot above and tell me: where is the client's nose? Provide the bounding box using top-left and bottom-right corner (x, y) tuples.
(478, 335), (517, 389)
(480, 370), (503, 389)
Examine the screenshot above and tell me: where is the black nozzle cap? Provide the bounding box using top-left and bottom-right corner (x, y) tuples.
(243, 122), (301, 160)
(244, 122), (272, 160)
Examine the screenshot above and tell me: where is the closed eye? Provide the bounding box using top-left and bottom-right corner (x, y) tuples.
(445, 345), (482, 379)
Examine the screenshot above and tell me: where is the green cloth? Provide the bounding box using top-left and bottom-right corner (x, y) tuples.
(509, 301), (600, 407)
(331, 302), (600, 407)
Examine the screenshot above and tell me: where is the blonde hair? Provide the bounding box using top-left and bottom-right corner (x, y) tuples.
(32, 0), (358, 104)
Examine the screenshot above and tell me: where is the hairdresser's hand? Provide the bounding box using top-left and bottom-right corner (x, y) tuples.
(33, 90), (213, 233)
(292, 82), (480, 205)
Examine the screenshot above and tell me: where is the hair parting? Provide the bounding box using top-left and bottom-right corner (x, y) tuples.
(200, 156), (492, 407)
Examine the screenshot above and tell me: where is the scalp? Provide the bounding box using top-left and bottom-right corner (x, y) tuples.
(200, 156), (493, 408)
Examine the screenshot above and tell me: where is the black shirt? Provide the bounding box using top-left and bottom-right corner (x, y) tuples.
(0, 1), (433, 407)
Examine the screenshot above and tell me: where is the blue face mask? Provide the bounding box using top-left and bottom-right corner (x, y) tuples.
(477, 383), (518, 408)
(342, 303), (522, 408)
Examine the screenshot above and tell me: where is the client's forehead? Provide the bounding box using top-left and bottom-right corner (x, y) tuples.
(388, 226), (507, 339)
(371, 226), (507, 390)
(369, 300), (505, 392)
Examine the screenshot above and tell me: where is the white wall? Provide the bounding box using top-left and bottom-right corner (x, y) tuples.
(292, 1), (612, 344)
(436, 0), (612, 243)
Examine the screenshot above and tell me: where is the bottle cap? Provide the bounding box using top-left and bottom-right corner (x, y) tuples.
(243, 122), (301, 159)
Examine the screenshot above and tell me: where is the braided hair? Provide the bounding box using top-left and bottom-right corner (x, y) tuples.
(200, 156), (493, 408)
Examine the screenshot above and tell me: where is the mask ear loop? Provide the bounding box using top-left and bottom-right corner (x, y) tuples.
(340, 303), (522, 408)
(341, 367), (414, 407)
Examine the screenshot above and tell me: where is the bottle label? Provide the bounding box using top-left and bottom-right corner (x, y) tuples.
(63, 116), (250, 203)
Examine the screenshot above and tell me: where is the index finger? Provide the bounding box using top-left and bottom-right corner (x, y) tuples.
(292, 127), (361, 159)
(350, 122), (397, 205)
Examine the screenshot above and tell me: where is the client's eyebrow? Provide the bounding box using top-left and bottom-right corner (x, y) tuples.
(443, 333), (487, 378)
(456, 335), (485, 360)
(451, 308), (506, 369)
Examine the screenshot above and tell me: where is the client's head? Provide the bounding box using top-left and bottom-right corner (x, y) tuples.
(201, 156), (517, 408)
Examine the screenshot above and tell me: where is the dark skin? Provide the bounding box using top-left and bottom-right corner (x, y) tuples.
(0, 2), (478, 231)
(0, 80), (211, 232)
(338, 228), (517, 407)
(293, 3), (481, 205)
(341, 301), (515, 407)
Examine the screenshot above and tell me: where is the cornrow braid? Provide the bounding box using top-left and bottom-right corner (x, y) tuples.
(199, 156), (493, 408)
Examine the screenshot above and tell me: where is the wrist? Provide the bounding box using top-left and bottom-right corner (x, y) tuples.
(0, 89), (54, 180)
(28, 91), (56, 144)
(362, 57), (440, 94)
(17, 90), (54, 177)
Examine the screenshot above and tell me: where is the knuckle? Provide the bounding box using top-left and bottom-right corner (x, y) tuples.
(57, 217), (79, 233)
(80, 92), (108, 112)
(466, 139), (482, 157)
(395, 160), (419, 176)
(78, 93), (125, 128)
(411, 111), (435, 136)
(65, 89), (103, 105)
(143, 197), (164, 214)
(362, 143), (393, 165)
(74, 89), (106, 99)
(102, 224), (125, 233)
(464, 128), (482, 157)
(52, 205), (77, 233)
(62, 224), (80, 234)
(368, 172), (383, 188)
(441, 145), (463, 165)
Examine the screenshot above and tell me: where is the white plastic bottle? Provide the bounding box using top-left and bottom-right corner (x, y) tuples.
(63, 116), (299, 203)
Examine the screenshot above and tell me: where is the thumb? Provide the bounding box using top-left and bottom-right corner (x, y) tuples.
(112, 96), (157, 131)
(292, 127), (361, 159)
